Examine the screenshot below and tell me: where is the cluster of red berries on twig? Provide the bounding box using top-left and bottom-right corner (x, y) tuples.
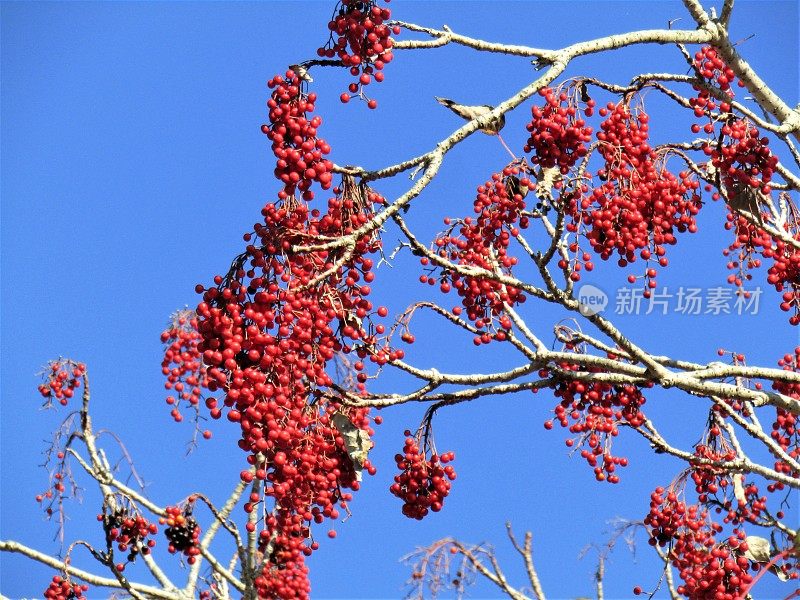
(426, 165), (528, 344)
(688, 421), (773, 526)
(690, 47), (776, 196)
(707, 119), (777, 197)
(771, 347), (800, 482)
(262, 70), (333, 201)
(193, 171), (391, 596)
(722, 214), (766, 293)
(687, 46), (800, 324)
(524, 85), (594, 173)
(161, 309), (211, 426)
(692, 46), (742, 96)
(565, 98), (702, 292)
(35, 444), (78, 529)
(35, 465), (68, 514)
(34, 362), (87, 523)
(542, 360), (647, 483)
(644, 486), (754, 600)
(726, 477), (770, 526)
(317, 0), (397, 107)
(722, 199), (800, 324)
(255, 532), (310, 600)
(687, 46), (741, 137)
(43, 575), (88, 600)
(390, 430), (456, 520)
(689, 428), (738, 503)
(98, 504), (158, 563)
(161, 503), (201, 564)
(38, 360), (86, 407)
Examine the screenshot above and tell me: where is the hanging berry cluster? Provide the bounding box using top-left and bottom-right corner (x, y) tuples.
(257, 550), (312, 600)
(771, 348), (800, 482)
(194, 173), (392, 597)
(707, 119), (777, 197)
(566, 98), (702, 291)
(38, 359), (86, 407)
(687, 45), (741, 134)
(33, 360), (86, 521)
(689, 425), (738, 503)
(98, 504), (158, 563)
(690, 47), (776, 196)
(43, 576), (89, 600)
(161, 309), (210, 424)
(689, 422), (774, 527)
(190, 16), (403, 589)
(253, 520), (316, 600)
(722, 214), (765, 288)
(644, 486), (759, 600)
(35, 449), (74, 520)
(722, 197), (800, 324)
(35, 470), (66, 511)
(425, 166), (528, 344)
(162, 504), (201, 564)
(390, 430), (456, 520)
(692, 46), (742, 96)
(727, 476), (771, 526)
(524, 85), (594, 174)
(317, 0), (397, 106)
(542, 361), (647, 483)
(262, 70), (333, 201)
(685, 46), (800, 323)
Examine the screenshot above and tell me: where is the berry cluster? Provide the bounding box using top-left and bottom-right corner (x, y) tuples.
(35, 486), (58, 514)
(390, 433), (456, 520)
(727, 477), (769, 526)
(687, 47), (740, 139)
(645, 487), (754, 600)
(35, 468), (66, 509)
(99, 506), (158, 563)
(566, 99), (702, 290)
(161, 309), (211, 424)
(766, 234), (800, 323)
(690, 432), (738, 503)
(43, 576), (88, 600)
(255, 535), (312, 599)
(35, 448), (73, 519)
(195, 175), (390, 595)
(426, 166), (528, 343)
(645, 488), (697, 547)
(38, 360), (86, 407)
(692, 46), (742, 96)
(690, 48), (776, 194)
(543, 362), (646, 483)
(261, 70), (333, 201)
(317, 0), (397, 106)
(162, 504), (201, 563)
(524, 86), (594, 173)
(687, 46), (800, 323)
(688, 424), (771, 526)
(771, 348), (800, 482)
(723, 204), (800, 324)
(706, 119), (777, 197)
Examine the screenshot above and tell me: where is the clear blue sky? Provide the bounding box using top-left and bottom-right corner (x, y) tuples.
(2, 1), (798, 598)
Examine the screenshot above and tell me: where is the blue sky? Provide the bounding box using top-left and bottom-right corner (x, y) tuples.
(2, 1), (798, 598)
